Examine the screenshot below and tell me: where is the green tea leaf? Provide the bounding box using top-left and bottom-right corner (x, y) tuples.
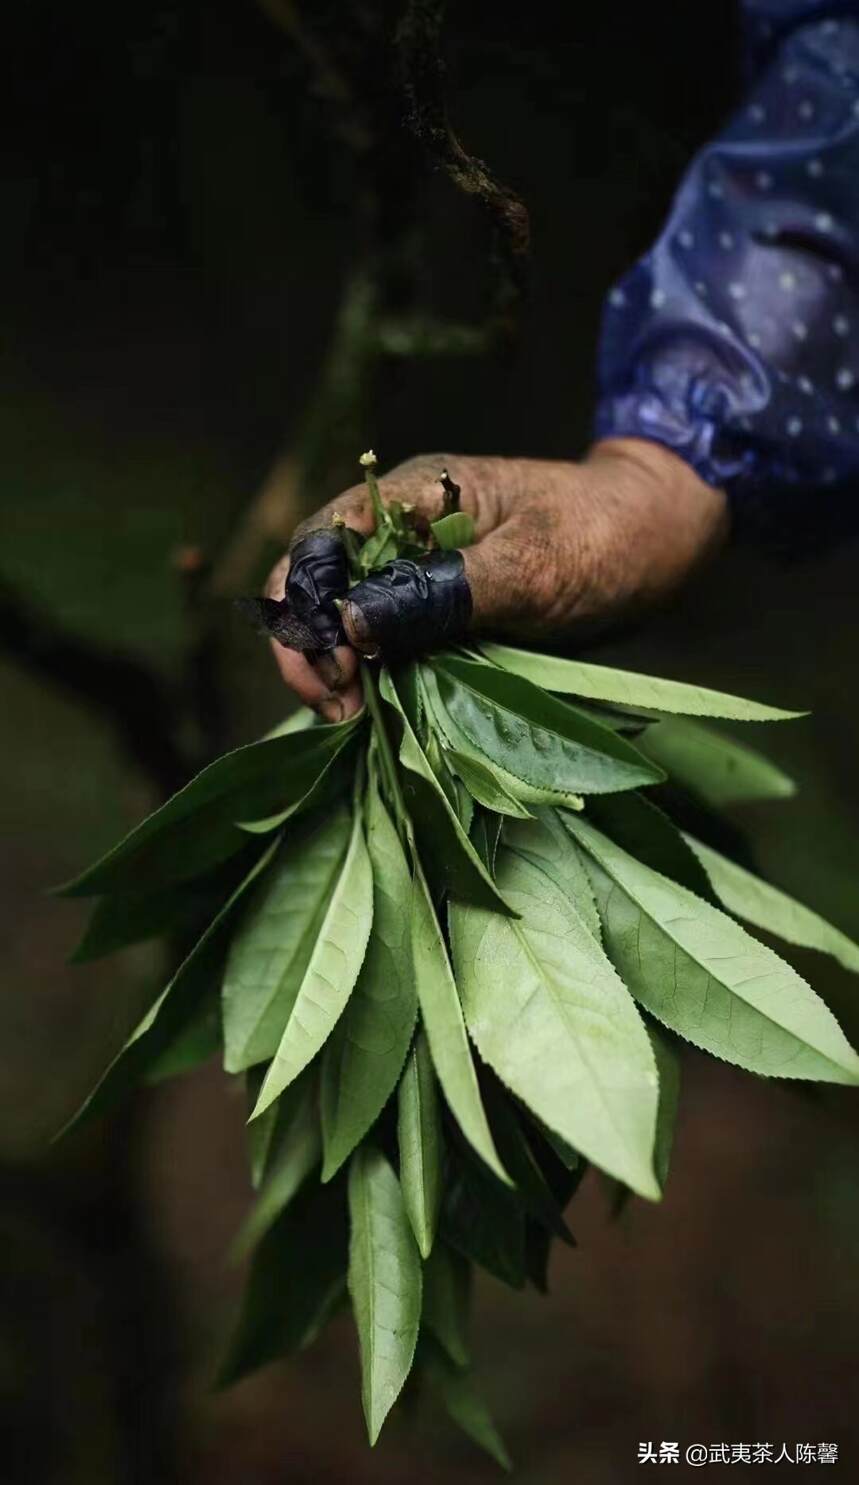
(348, 1145), (422, 1445)
(245, 1067), (278, 1188)
(442, 746), (533, 818)
(321, 777), (417, 1179)
(431, 655), (663, 796)
(411, 865), (509, 1185)
(232, 1072), (321, 1259)
(146, 996), (221, 1084)
(686, 834), (859, 976)
(586, 792), (714, 900)
(567, 815), (859, 1084)
(379, 668), (514, 914)
(649, 1026), (680, 1192)
(479, 642), (804, 722)
(57, 717), (362, 897)
(397, 1029), (444, 1258)
(252, 801), (374, 1117)
(502, 810), (601, 940)
(470, 808), (503, 876)
(484, 1085), (574, 1243)
(421, 1242), (471, 1367)
(420, 1339), (512, 1471)
(450, 849), (660, 1199)
(222, 808), (352, 1074)
(236, 740), (355, 833)
(70, 854), (248, 964)
(58, 841), (279, 1137)
(218, 1181), (347, 1387)
(431, 511), (475, 550)
(441, 1155), (526, 1288)
(639, 717), (795, 806)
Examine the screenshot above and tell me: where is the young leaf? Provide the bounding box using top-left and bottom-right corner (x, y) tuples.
(449, 849), (661, 1200)
(431, 511), (475, 550)
(421, 1341), (512, 1471)
(218, 1182), (347, 1387)
(502, 810), (601, 940)
(410, 864), (510, 1185)
(649, 1026), (681, 1193)
(431, 655), (663, 795)
(379, 668), (514, 914)
(639, 717), (795, 806)
(566, 815), (859, 1085)
(57, 717), (362, 897)
(421, 1242), (471, 1368)
(231, 1072), (321, 1259)
(397, 1029), (444, 1258)
(222, 808), (352, 1074)
(58, 840), (279, 1136)
(686, 834), (859, 976)
(479, 642), (804, 722)
(442, 746), (533, 819)
(251, 800), (374, 1118)
(348, 1146), (423, 1445)
(321, 777), (418, 1180)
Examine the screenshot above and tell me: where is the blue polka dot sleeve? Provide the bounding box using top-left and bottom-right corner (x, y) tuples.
(595, 3), (859, 542)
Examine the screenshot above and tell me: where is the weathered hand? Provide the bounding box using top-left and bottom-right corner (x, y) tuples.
(266, 439), (729, 720)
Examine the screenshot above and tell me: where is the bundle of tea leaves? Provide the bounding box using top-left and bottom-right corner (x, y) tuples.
(58, 456), (859, 1468)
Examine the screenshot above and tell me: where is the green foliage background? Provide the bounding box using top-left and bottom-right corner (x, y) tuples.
(3, 2), (859, 1481)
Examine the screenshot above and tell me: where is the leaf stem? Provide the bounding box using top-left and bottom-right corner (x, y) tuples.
(363, 665), (408, 832)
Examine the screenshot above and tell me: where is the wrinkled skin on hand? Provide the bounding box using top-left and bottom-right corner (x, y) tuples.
(265, 438), (729, 721)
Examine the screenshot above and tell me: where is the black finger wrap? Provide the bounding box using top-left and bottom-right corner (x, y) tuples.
(286, 530), (349, 649)
(346, 551), (472, 662)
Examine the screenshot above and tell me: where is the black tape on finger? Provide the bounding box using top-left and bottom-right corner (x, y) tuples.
(343, 550), (473, 663)
(235, 528), (350, 654)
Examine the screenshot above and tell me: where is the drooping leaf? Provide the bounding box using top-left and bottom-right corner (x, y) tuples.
(146, 995), (221, 1084)
(649, 1026), (681, 1193)
(566, 815), (859, 1085)
(586, 792), (714, 900)
(430, 511), (475, 550)
(236, 739), (356, 833)
(450, 849), (660, 1199)
(57, 716), (362, 897)
(251, 800), (374, 1117)
(348, 1145), (423, 1445)
(479, 642), (804, 723)
(442, 746), (533, 818)
(431, 654), (663, 796)
(246, 1066), (279, 1189)
(420, 1337), (512, 1471)
(232, 1071), (321, 1259)
(502, 810), (601, 940)
(638, 717), (795, 806)
(58, 840), (279, 1137)
(321, 775), (417, 1179)
(484, 1083), (574, 1243)
(686, 834), (859, 976)
(379, 667), (514, 914)
(222, 808), (352, 1074)
(441, 1154), (526, 1289)
(410, 865), (509, 1185)
(69, 853), (248, 964)
(217, 1181), (347, 1387)
(397, 1029), (444, 1258)
(421, 1242), (471, 1368)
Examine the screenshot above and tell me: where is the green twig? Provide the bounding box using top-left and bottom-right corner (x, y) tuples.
(363, 665), (409, 832)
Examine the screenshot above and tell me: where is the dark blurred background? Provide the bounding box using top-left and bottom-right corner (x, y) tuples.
(3, 2), (859, 1481)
